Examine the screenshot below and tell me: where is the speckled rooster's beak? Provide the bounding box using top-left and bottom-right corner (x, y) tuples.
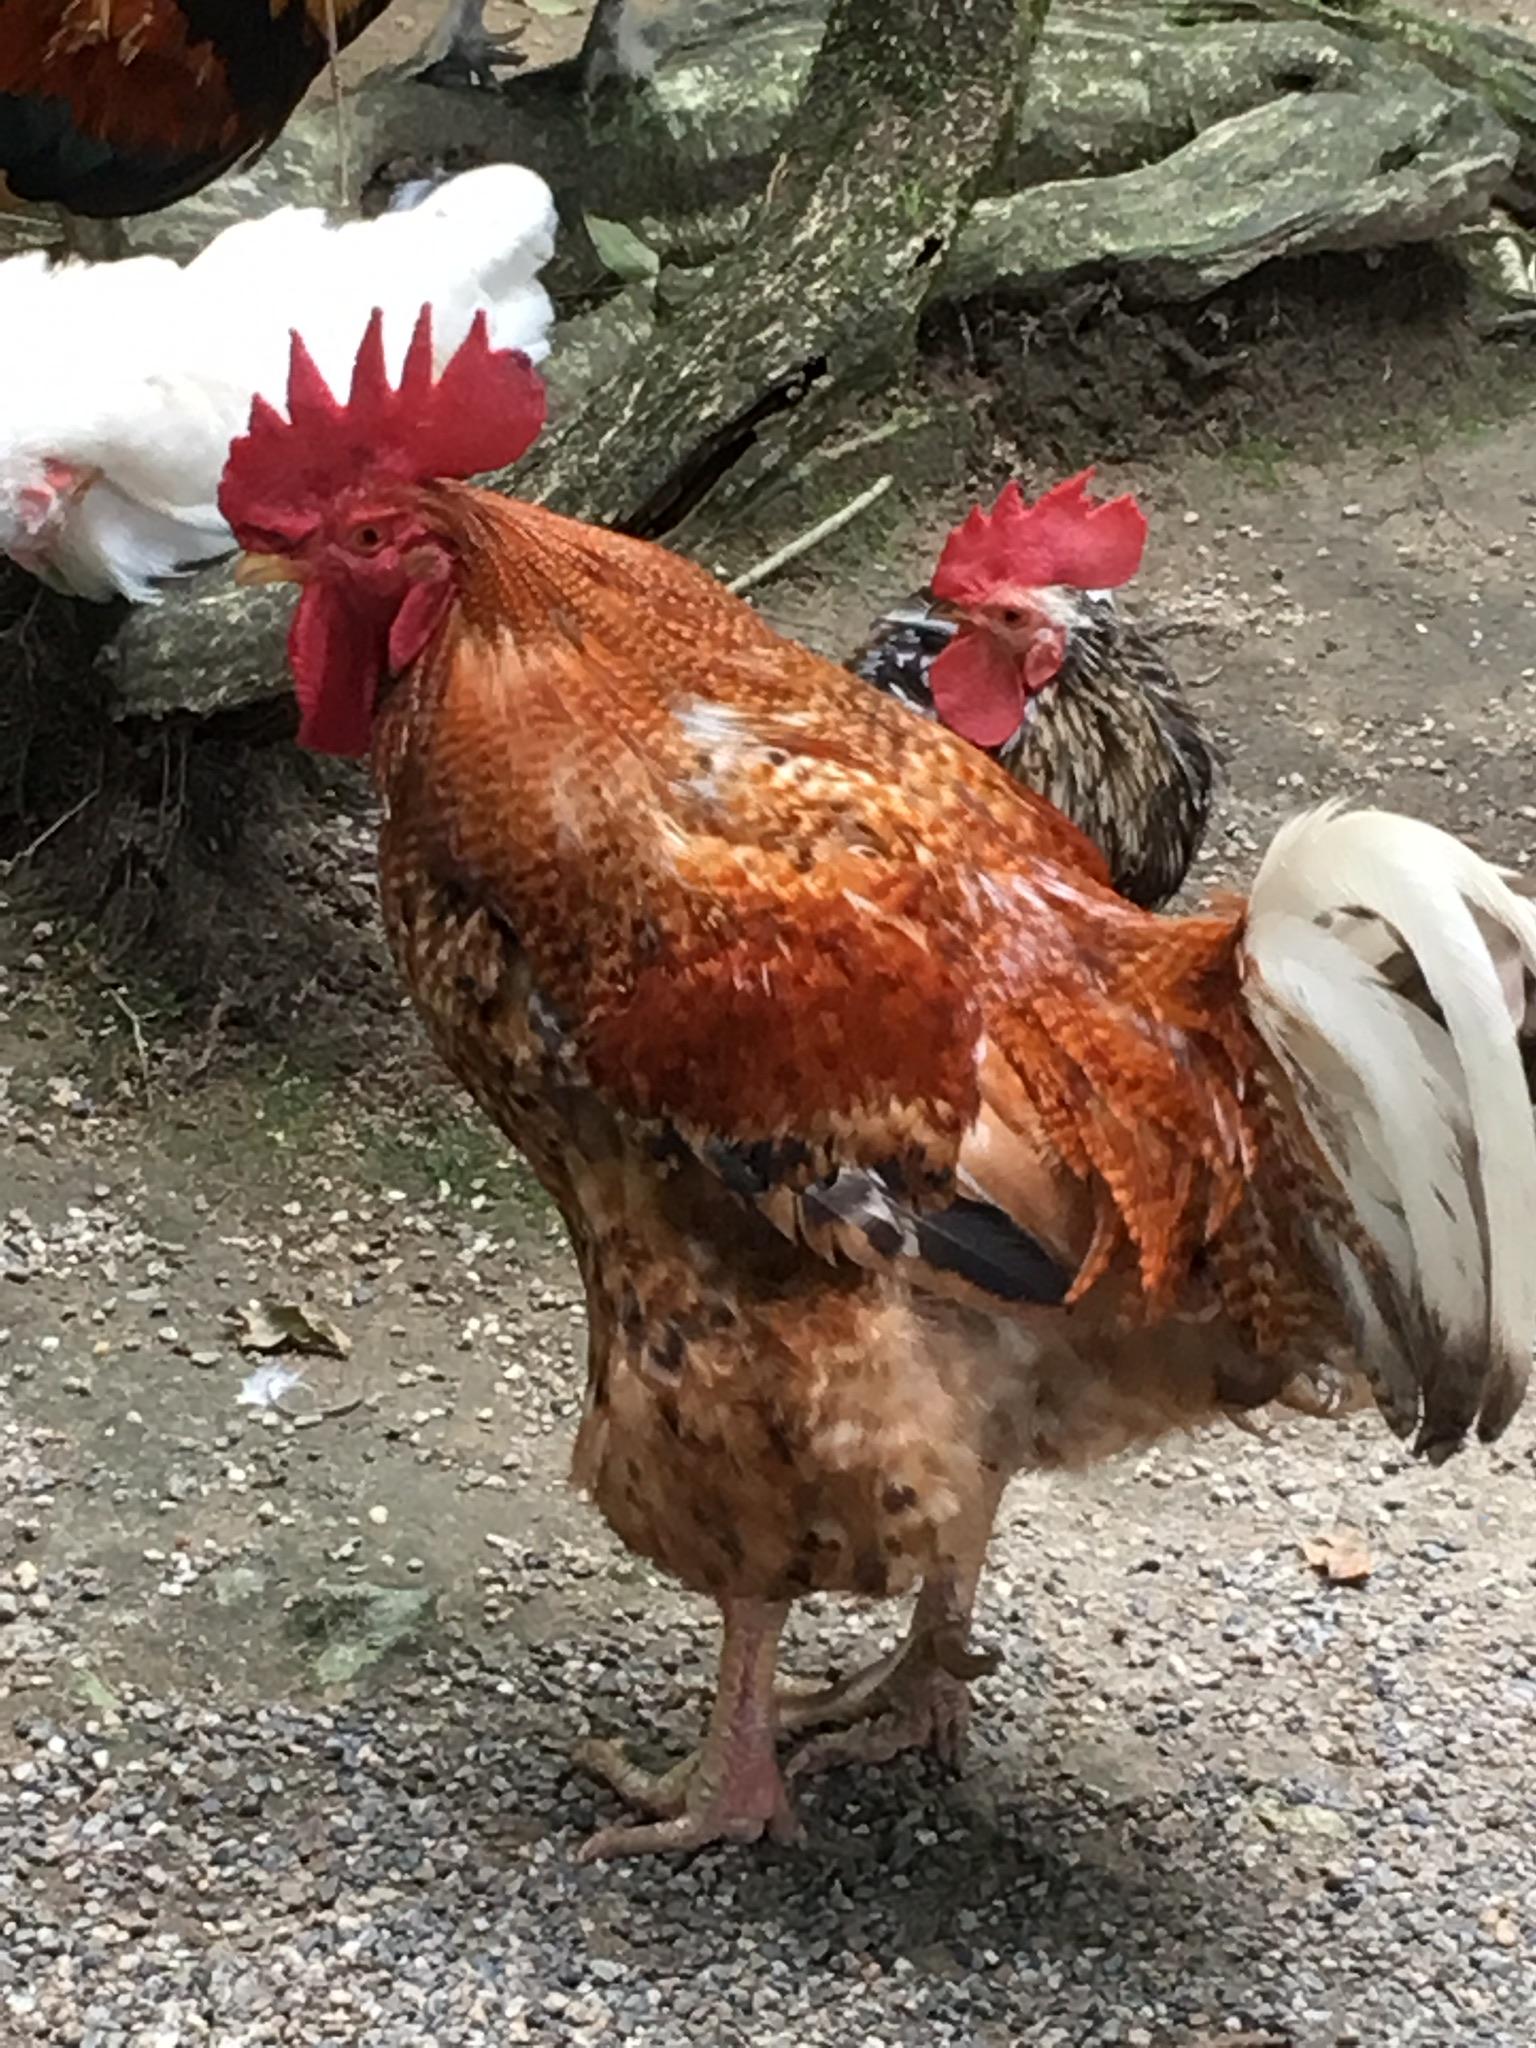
(234, 553), (305, 588)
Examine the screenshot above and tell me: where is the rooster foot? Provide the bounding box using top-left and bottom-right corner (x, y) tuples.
(785, 1668), (975, 1778)
(778, 1626), (997, 1730)
(57, 213), (131, 262)
(574, 1596), (802, 1861)
(781, 1627), (997, 1778)
(419, 32), (523, 89)
(574, 1735), (802, 1862)
(416, 0), (523, 88)
(576, 1737), (699, 1818)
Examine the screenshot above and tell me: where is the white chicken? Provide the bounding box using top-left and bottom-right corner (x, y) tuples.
(0, 163), (558, 604)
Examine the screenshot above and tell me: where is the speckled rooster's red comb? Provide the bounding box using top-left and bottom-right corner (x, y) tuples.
(930, 470), (1148, 605)
(218, 306), (547, 541)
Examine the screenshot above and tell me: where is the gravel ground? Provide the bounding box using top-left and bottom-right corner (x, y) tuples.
(7, 76), (1536, 2045)
(2, 1019), (1532, 2048)
(1, 1005), (1533, 2048)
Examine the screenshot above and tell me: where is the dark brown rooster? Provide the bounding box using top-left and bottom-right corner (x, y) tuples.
(219, 315), (1536, 1863)
(0, 0), (513, 222)
(849, 474), (1214, 909)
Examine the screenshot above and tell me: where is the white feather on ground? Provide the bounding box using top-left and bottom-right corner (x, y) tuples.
(0, 163), (559, 604)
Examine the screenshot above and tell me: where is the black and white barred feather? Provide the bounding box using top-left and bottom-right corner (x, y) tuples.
(848, 590), (1215, 910)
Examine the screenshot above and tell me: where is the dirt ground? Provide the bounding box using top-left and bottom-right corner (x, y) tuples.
(4, 9), (1536, 2045)
(4, 279), (1536, 2043)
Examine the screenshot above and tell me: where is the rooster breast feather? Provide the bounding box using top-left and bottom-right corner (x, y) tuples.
(393, 571), (1262, 1327)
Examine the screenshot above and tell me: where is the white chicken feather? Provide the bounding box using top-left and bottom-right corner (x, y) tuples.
(0, 163), (559, 604)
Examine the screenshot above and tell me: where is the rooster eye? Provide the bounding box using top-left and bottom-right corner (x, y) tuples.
(999, 607), (1023, 627)
(351, 524), (385, 554)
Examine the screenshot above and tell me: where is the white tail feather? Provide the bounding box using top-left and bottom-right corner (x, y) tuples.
(1242, 804), (1536, 1456)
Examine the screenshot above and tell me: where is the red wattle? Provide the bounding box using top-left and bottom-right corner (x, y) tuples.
(930, 633), (1025, 749)
(289, 584), (382, 760)
(287, 577), (453, 760)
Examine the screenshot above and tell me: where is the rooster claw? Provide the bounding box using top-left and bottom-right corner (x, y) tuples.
(576, 1736), (697, 1817)
(577, 1809), (802, 1862)
(777, 1620), (992, 1775)
(418, 30), (524, 89)
(786, 1664), (975, 1778)
(413, 0), (524, 89)
(933, 1630), (1001, 1682)
(574, 1735), (802, 1862)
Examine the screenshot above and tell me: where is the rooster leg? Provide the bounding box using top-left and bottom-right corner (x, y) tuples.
(780, 1587), (995, 1778)
(574, 1597), (803, 1862)
(416, 0), (524, 88)
(780, 1482), (1003, 1777)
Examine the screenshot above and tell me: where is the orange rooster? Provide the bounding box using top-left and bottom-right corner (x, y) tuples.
(221, 314), (1536, 1862)
(0, 0), (513, 223)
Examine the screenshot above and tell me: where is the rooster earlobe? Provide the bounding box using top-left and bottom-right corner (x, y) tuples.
(388, 573), (454, 676)
(930, 634), (1025, 750)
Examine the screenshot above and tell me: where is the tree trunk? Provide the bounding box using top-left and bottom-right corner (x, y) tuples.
(7, 0), (1526, 278)
(0, 0), (1527, 734)
(949, 49), (1513, 304)
(1177, 0), (1536, 199)
(14, 0), (1520, 275)
(502, 0), (1045, 533)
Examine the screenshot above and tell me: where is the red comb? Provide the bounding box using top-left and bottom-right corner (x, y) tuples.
(930, 470), (1147, 604)
(218, 306), (547, 538)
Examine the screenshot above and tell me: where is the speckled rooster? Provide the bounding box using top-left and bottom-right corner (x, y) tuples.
(221, 315), (1536, 1862)
(849, 473), (1212, 909)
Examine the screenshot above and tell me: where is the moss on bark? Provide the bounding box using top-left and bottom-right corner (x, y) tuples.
(502, 0), (1045, 532)
(0, 0), (1527, 732)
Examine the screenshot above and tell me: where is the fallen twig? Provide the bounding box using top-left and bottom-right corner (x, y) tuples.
(726, 474), (895, 595)
(285, 1395), (367, 1427)
(107, 986), (152, 1094)
(0, 784), (100, 877)
(187, 987), (238, 1081)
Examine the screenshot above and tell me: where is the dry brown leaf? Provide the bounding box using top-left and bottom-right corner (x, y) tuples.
(1301, 1526), (1373, 1585)
(232, 1300), (352, 1360)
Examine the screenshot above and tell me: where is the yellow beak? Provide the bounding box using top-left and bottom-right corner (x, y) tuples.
(234, 552), (304, 588)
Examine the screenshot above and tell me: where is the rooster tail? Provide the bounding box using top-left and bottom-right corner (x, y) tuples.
(1240, 803), (1536, 1461)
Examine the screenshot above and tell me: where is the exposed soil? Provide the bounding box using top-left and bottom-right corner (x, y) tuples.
(4, 21), (1536, 2044)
